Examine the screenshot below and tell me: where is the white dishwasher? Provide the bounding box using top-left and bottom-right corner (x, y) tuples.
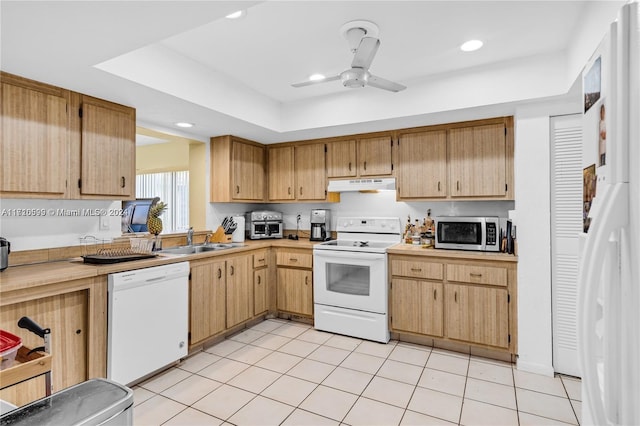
(108, 261), (189, 385)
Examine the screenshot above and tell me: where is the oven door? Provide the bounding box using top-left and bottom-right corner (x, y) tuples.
(313, 249), (387, 314)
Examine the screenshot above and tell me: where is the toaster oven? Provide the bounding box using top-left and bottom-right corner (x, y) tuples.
(246, 211), (283, 240)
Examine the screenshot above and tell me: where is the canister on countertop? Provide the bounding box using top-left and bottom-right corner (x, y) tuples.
(232, 216), (245, 243)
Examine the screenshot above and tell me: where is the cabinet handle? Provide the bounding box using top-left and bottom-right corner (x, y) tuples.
(236, 185), (240, 194)
(438, 181), (441, 191)
(411, 268), (422, 272)
(258, 258), (265, 263)
(456, 181), (460, 191)
(288, 187), (291, 195)
(257, 275), (261, 284)
(120, 177), (126, 188)
(217, 268), (222, 279)
(454, 291), (458, 303)
(470, 273), (483, 277)
(299, 186), (303, 196)
(305, 276), (309, 285)
(348, 162), (352, 171)
(230, 265), (235, 276)
(364, 161), (367, 170)
(434, 289), (437, 300)
(289, 258), (298, 262)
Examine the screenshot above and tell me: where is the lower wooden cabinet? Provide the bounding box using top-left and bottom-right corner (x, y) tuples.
(276, 248), (313, 317)
(225, 255), (253, 328)
(391, 278), (443, 337)
(253, 250), (269, 316)
(189, 259), (226, 345)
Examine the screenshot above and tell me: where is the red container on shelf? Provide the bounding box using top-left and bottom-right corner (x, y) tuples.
(0, 330), (22, 370)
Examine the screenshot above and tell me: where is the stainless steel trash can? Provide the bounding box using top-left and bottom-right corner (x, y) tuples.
(0, 378), (133, 426)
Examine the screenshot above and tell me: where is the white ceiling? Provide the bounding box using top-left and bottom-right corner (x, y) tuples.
(1, 1), (625, 143)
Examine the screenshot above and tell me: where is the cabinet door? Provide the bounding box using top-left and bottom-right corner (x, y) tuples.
(358, 136), (392, 176)
(445, 284), (509, 348)
(226, 255), (253, 328)
(277, 268), (313, 316)
(232, 141), (265, 200)
(326, 140), (357, 178)
(397, 131), (447, 198)
(1, 80), (68, 197)
(449, 123), (506, 197)
(268, 146), (295, 200)
(295, 144), (326, 201)
(80, 97), (135, 197)
(254, 268), (268, 315)
(392, 279), (443, 337)
(190, 260), (225, 344)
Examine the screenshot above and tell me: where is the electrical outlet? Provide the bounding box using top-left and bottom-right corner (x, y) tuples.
(99, 215), (109, 230)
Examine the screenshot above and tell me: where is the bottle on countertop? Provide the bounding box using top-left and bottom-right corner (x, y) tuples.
(425, 209), (435, 236)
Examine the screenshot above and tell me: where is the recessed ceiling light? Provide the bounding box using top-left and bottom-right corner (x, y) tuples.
(460, 39), (483, 52)
(309, 73), (326, 82)
(175, 122), (194, 128)
(225, 10), (245, 19)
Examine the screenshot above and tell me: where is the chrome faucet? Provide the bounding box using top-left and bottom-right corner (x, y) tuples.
(204, 233), (213, 244)
(186, 227), (194, 246)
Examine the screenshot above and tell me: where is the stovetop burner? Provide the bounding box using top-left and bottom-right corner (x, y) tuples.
(353, 241), (369, 247)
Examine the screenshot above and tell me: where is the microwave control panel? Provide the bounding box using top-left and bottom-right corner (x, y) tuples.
(486, 222), (497, 246)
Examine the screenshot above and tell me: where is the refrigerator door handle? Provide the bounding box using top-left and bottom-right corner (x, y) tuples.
(578, 182), (628, 425)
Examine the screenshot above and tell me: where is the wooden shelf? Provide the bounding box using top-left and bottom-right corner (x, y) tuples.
(0, 346), (52, 390)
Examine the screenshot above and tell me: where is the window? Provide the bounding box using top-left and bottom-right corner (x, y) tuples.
(136, 171), (189, 233)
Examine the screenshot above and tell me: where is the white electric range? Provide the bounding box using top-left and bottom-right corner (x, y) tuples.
(313, 217), (402, 343)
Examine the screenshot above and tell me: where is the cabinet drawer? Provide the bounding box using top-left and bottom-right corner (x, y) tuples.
(253, 250), (269, 268)
(391, 260), (443, 280)
(276, 250), (312, 268)
(446, 264), (507, 287)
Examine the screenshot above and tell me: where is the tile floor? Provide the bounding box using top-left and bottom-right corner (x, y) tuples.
(133, 319), (582, 426)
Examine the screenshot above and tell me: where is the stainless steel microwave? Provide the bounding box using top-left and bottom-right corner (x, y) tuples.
(435, 216), (500, 252)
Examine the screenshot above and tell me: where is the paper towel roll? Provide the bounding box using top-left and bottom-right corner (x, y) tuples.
(232, 216), (245, 242)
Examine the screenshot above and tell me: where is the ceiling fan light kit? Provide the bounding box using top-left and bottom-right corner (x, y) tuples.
(291, 20), (406, 93)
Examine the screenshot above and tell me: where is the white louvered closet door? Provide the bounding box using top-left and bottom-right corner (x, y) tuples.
(550, 114), (583, 376)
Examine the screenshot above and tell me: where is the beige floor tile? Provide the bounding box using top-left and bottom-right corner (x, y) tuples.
(467, 359), (513, 386)
(278, 339), (320, 357)
(198, 358), (250, 383)
(377, 359), (424, 385)
(322, 366), (374, 395)
(250, 333), (291, 350)
(324, 334), (362, 351)
(297, 328), (333, 344)
(299, 385), (358, 421)
(286, 358), (336, 383)
(255, 351), (303, 373)
(401, 409), (457, 425)
(561, 376), (581, 401)
(161, 374), (222, 405)
(249, 319), (285, 333)
(343, 396), (405, 426)
(227, 365), (281, 393)
(469, 354), (513, 368)
(271, 323), (308, 338)
(408, 386), (463, 424)
(355, 340), (397, 358)
(133, 394), (187, 426)
(431, 347), (469, 359)
(140, 367), (192, 393)
(340, 351), (385, 374)
(307, 344), (351, 365)
(426, 352), (469, 376)
(281, 409), (340, 425)
(389, 345), (431, 366)
(570, 399), (581, 424)
(228, 395), (295, 426)
(516, 388), (578, 425)
(191, 384), (255, 420)
(177, 351), (222, 373)
(205, 339), (246, 357)
(163, 407), (224, 426)
(133, 385), (155, 406)
(225, 344), (272, 364)
(459, 398), (519, 426)
(261, 375), (318, 406)
(228, 328), (266, 344)
(418, 368), (467, 397)
(519, 412), (576, 425)
(397, 341), (433, 352)
(464, 377), (517, 409)
(514, 369), (566, 397)
(362, 376), (415, 408)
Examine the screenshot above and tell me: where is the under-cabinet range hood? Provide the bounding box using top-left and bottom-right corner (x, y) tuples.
(327, 177), (396, 192)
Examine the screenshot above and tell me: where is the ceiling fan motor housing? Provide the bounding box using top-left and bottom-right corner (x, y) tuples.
(341, 68), (369, 88)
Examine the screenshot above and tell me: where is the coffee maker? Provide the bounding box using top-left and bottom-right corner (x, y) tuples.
(310, 209), (331, 241)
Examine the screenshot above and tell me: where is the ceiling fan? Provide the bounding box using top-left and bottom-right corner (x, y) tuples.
(291, 22), (407, 93)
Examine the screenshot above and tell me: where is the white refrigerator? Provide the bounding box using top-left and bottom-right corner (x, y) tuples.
(578, 2), (640, 425)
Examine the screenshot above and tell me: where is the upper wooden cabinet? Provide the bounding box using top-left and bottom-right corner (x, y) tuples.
(267, 143), (332, 202)
(326, 136), (393, 179)
(78, 96), (135, 198)
(211, 135), (265, 202)
(397, 130), (447, 199)
(0, 72), (136, 199)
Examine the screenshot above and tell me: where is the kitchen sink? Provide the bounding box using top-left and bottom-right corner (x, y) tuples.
(160, 243), (245, 255)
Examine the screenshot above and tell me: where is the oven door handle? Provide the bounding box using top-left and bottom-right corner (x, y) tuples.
(313, 251), (386, 261)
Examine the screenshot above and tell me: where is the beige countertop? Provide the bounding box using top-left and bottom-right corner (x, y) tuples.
(388, 243), (519, 262)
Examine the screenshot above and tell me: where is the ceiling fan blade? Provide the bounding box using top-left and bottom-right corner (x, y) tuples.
(367, 75), (407, 92)
(291, 75), (340, 88)
(351, 37), (379, 69)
